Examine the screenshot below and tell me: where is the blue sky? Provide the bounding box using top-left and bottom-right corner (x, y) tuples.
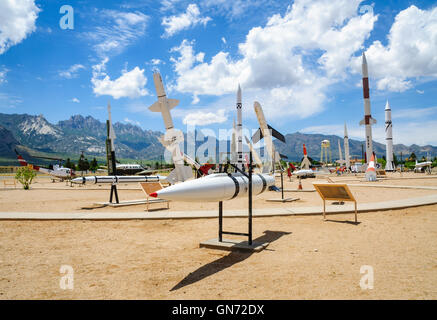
(1, 0), (437, 146)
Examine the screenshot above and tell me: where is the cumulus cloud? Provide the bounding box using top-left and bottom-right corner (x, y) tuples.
(351, 5), (437, 92)
(183, 108), (227, 126)
(0, 0), (40, 54)
(169, 0), (376, 119)
(0, 68), (8, 84)
(84, 10), (149, 58)
(59, 64), (85, 79)
(71, 98), (80, 103)
(91, 59), (149, 99)
(162, 4), (211, 38)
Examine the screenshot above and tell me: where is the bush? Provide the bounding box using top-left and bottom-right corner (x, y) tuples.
(15, 166), (37, 190)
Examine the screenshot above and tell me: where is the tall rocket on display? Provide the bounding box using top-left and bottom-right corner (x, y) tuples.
(236, 85), (244, 170)
(359, 52), (376, 163)
(344, 123), (350, 169)
(384, 100), (394, 171)
(106, 101), (117, 176)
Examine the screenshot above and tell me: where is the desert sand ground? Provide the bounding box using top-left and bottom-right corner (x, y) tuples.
(0, 172), (436, 299)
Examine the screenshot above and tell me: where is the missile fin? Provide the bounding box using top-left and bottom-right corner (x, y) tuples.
(148, 101), (161, 112)
(267, 124), (286, 143)
(167, 99), (179, 109)
(252, 128), (263, 144)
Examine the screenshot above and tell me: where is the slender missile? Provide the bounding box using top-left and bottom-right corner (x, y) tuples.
(236, 84), (244, 170)
(148, 72), (192, 183)
(149, 172), (274, 202)
(384, 100), (394, 172)
(344, 123), (350, 169)
(71, 175), (166, 185)
(231, 118), (237, 163)
(106, 101), (117, 175)
(359, 52), (376, 163)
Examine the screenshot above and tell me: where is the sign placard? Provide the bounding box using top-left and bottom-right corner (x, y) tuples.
(313, 184), (358, 222)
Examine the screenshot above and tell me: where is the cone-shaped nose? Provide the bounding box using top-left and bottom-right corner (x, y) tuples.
(362, 52), (367, 65)
(237, 84), (242, 103)
(385, 100), (391, 110)
(303, 144), (307, 156)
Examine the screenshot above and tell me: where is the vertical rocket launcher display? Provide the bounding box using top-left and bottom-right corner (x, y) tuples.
(385, 100), (394, 171)
(359, 52), (376, 163)
(106, 102), (117, 176)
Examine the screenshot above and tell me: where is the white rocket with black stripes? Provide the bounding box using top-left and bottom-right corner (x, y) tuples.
(149, 172), (275, 202)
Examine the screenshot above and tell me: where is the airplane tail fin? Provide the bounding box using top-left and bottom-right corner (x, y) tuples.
(15, 149), (28, 167)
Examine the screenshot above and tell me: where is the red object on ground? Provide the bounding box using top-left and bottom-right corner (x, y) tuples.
(149, 192), (158, 198)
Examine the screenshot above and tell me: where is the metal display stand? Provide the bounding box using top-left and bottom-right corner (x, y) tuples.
(109, 183), (119, 204)
(218, 151), (253, 245)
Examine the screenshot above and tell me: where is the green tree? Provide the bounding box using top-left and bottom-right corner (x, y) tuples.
(89, 158), (98, 172)
(77, 153), (90, 172)
(15, 166), (37, 190)
(393, 153), (398, 166)
(65, 158), (76, 170)
(409, 152), (417, 161)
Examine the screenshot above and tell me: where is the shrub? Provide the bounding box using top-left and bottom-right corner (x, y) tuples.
(15, 166), (37, 190)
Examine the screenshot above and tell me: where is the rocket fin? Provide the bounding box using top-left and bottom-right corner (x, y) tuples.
(267, 124), (286, 143)
(167, 99), (179, 109)
(148, 101), (161, 112)
(359, 119), (365, 125)
(251, 128), (263, 144)
(370, 117), (377, 125)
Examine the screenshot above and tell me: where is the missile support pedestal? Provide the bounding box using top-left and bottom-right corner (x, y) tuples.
(200, 152), (268, 252)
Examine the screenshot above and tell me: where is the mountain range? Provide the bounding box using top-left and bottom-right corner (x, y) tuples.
(0, 112), (436, 165)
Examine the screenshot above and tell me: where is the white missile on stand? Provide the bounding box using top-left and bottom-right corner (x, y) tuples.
(149, 172), (274, 202)
(72, 175), (167, 184)
(231, 118), (237, 164)
(384, 100), (394, 172)
(148, 72), (194, 184)
(359, 52), (376, 163)
(344, 123), (350, 170)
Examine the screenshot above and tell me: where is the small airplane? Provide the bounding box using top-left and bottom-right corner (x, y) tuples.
(414, 159), (432, 173)
(15, 150), (75, 181)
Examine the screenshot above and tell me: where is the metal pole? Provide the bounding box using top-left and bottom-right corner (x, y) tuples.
(219, 201), (223, 242)
(248, 151), (253, 245)
(281, 169), (284, 200)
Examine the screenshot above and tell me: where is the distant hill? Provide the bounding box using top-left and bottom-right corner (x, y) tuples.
(0, 112), (436, 164)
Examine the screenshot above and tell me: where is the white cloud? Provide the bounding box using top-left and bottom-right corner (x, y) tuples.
(162, 4), (211, 38)
(0, 0), (40, 54)
(416, 90), (424, 94)
(91, 59), (149, 99)
(150, 59), (164, 65)
(124, 117), (141, 126)
(169, 0), (376, 119)
(85, 10), (149, 58)
(351, 5), (437, 92)
(221, 37), (226, 44)
(59, 64), (85, 79)
(0, 68), (8, 84)
(71, 98), (80, 103)
(183, 108), (227, 126)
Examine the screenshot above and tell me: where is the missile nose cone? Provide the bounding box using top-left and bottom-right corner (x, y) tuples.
(149, 192), (158, 198)
(385, 100), (391, 110)
(237, 84), (242, 102)
(362, 52), (367, 64)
